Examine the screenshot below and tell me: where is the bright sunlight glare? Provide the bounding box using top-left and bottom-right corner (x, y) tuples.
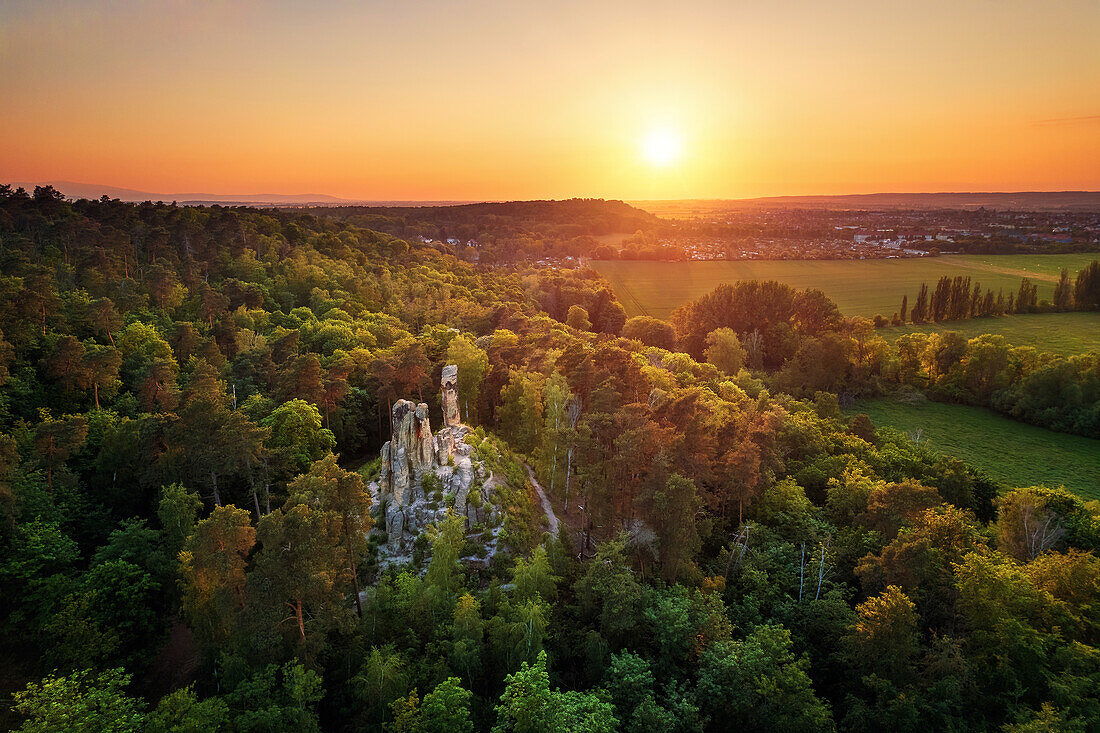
(641, 128), (682, 167)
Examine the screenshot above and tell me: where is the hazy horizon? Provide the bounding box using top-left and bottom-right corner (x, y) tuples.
(9, 179), (1100, 207)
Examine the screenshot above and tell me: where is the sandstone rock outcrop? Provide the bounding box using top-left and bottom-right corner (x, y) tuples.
(441, 364), (460, 427)
(374, 365), (492, 555)
(378, 399), (434, 507)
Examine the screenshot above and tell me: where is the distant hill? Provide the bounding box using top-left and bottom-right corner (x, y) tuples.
(316, 198), (661, 239)
(634, 191), (1100, 215)
(9, 180), (353, 205)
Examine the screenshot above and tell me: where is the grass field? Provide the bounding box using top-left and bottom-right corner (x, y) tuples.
(592, 254), (1098, 321)
(846, 398), (1100, 500)
(877, 312), (1100, 356)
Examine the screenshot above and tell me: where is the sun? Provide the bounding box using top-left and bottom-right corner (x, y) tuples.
(641, 128), (682, 167)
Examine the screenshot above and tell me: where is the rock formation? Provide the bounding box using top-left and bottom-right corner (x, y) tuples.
(378, 399), (434, 507)
(374, 365), (492, 555)
(441, 364), (460, 427)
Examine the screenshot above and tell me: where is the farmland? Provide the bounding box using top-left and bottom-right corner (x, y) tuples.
(847, 397), (1100, 500)
(592, 253), (1098, 320)
(877, 311), (1100, 356)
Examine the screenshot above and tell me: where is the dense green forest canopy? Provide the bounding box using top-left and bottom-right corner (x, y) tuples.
(1, 185), (1099, 732)
(310, 198), (660, 264)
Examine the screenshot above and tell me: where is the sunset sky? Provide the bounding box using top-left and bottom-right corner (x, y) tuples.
(2, 0), (1098, 201)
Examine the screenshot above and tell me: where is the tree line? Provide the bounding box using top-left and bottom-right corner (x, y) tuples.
(879, 262), (1100, 327)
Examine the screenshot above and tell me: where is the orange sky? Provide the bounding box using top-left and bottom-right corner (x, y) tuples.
(2, 1), (1098, 200)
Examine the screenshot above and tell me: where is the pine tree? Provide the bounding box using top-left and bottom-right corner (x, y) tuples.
(179, 505), (255, 650)
(250, 504), (355, 650)
(1074, 260), (1100, 309)
(284, 454), (372, 617)
(911, 283), (929, 324)
(1053, 268), (1074, 311)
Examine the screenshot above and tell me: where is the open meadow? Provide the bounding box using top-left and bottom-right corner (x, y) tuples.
(593, 253), (1098, 320)
(847, 397), (1100, 500)
(877, 311), (1100, 356)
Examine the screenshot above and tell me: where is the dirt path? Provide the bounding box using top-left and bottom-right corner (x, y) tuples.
(525, 463), (560, 536)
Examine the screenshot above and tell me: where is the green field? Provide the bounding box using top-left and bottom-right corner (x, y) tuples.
(847, 398), (1100, 500)
(878, 312), (1100, 356)
(593, 254), (1098, 321)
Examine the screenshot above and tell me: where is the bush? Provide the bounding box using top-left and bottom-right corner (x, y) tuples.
(358, 457), (382, 482)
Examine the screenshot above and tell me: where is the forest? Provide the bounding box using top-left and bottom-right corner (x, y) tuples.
(1, 186), (1099, 732)
(312, 199), (659, 265)
(665, 280), (1100, 438)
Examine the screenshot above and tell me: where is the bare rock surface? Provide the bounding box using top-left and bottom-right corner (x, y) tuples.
(441, 364), (460, 427)
(370, 366), (500, 565)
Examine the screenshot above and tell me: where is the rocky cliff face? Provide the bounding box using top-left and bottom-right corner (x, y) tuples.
(378, 399), (434, 507)
(374, 365), (494, 557)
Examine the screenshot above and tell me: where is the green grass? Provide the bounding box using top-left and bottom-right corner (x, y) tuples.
(592, 254), (1098, 321)
(878, 312), (1100, 356)
(846, 398), (1100, 500)
(946, 253), (1100, 281)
